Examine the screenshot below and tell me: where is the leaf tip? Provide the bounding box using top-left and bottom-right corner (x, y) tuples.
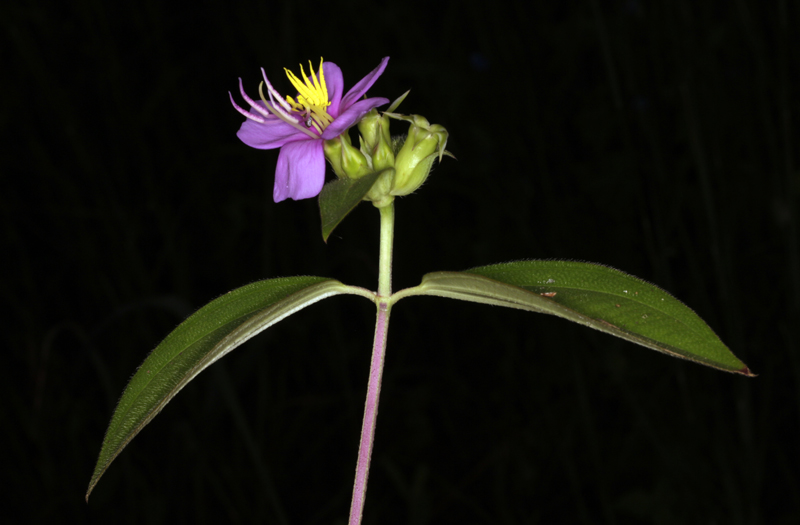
(86, 472), (103, 503)
(739, 366), (757, 377)
(320, 222), (333, 243)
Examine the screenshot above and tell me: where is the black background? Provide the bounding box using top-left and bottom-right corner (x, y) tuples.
(4, 0), (799, 523)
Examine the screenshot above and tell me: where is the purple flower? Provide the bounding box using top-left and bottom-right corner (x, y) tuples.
(230, 57), (390, 202)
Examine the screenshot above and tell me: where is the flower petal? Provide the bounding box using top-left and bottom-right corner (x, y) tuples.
(237, 102), (308, 149)
(339, 57), (390, 113)
(273, 139), (325, 202)
(321, 97), (390, 140)
(322, 62), (344, 117)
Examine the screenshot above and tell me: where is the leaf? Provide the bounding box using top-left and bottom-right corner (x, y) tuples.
(318, 171), (381, 242)
(86, 276), (358, 501)
(410, 261), (753, 376)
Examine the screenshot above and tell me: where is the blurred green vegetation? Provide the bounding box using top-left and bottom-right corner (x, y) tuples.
(3, 0), (798, 523)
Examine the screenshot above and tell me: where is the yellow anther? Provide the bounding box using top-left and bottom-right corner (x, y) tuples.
(281, 58), (333, 132)
(284, 58), (330, 111)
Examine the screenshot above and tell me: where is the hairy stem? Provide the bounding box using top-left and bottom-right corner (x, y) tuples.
(348, 202), (395, 525)
(348, 303), (391, 524)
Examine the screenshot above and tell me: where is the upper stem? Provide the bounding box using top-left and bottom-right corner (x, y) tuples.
(377, 202), (395, 298)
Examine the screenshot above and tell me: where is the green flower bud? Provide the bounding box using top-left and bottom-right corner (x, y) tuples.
(323, 133), (372, 180)
(389, 115), (449, 196)
(323, 137), (346, 178)
(364, 168), (395, 209)
(357, 109), (390, 151)
(357, 109), (395, 173)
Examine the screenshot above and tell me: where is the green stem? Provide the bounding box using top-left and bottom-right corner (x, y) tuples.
(377, 202), (395, 298)
(347, 202), (395, 525)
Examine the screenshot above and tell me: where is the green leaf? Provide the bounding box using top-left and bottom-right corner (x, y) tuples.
(411, 261), (753, 376)
(318, 171), (381, 242)
(87, 276), (357, 501)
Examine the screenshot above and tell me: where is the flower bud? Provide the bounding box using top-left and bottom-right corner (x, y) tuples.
(323, 137), (346, 178)
(358, 109), (395, 173)
(323, 133), (372, 180)
(389, 115), (448, 196)
(357, 109), (390, 151)
(364, 168), (395, 208)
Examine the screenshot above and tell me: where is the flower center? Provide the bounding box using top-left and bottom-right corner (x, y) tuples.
(284, 58), (334, 133)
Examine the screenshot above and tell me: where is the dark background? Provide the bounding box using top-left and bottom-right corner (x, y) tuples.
(4, 0), (799, 523)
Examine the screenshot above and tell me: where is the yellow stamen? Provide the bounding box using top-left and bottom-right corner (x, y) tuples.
(283, 58), (333, 132)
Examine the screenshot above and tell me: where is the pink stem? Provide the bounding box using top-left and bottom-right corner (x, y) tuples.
(348, 302), (391, 525)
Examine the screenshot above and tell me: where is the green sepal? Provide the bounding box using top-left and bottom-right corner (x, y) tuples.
(409, 261), (753, 376)
(86, 276), (355, 501)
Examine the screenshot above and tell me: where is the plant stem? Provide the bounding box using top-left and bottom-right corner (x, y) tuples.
(377, 202), (394, 298)
(347, 202), (395, 525)
(348, 303), (391, 525)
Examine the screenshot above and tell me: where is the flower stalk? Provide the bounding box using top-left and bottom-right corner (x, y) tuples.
(377, 203), (394, 299)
